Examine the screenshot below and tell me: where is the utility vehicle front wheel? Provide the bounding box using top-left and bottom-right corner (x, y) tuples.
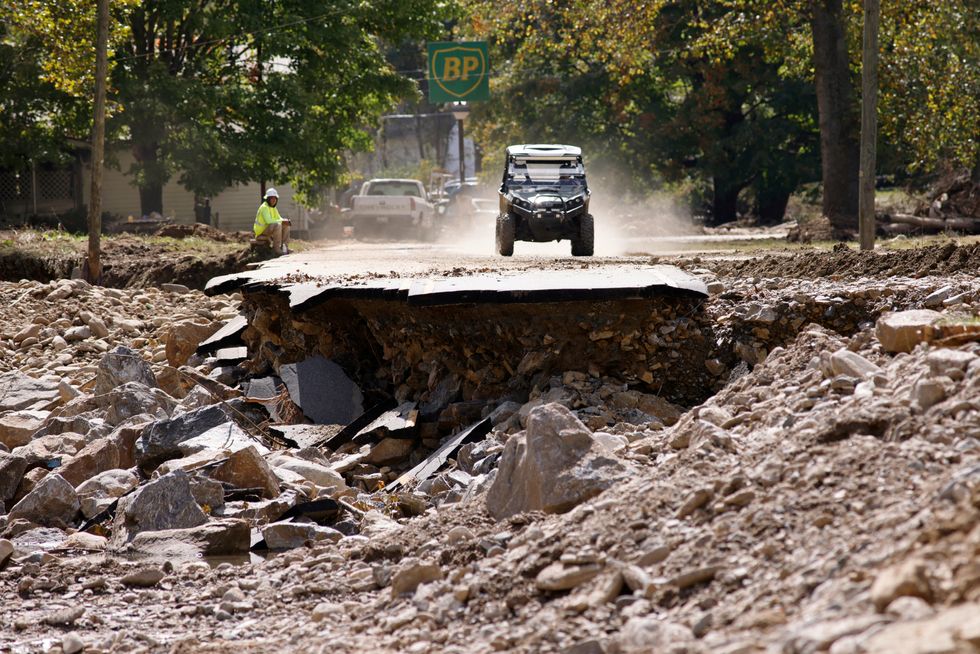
(571, 213), (594, 256)
(496, 214), (515, 256)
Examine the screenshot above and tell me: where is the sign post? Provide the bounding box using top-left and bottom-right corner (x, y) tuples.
(427, 41), (489, 187)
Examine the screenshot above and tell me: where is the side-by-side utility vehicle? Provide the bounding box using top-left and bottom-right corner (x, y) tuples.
(495, 144), (593, 256)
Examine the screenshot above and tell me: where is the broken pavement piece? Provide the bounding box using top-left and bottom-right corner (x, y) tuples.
(195, 315), (247, 356)
(386, 417), (492, 492)
(279, 355), (364, 425)
(352, 401), (418, 445)
(319, 398), (399, 450)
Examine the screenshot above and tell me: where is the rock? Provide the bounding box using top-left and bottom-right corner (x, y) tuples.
(126, 519), (250, 557)
(784, 615), (890, 654)
(76, 469), (139, 519)
(63, 325), (92, 342)
(885, 596), (935, 621)
(0, 410), (48, 449)
(592, 432), (629, 453)
(0, 538), (13, 569)
(870, 558), (933, 612)
(135, 404), (234, 474)
(161, 283), (191, 294)
(486, 403), (630, 520)
(876, 310), (941, 353)
(862, 603), (979, 654)
(912, 379), (946, 410)
(0, 372), (61, 412)
(7, 474), (79, 526)
(261, 522), (342, 550)
(57, 438), (120, 487)
(830, 348), (881, 378)
(177, 421), (268, 457)
(535, 562), (603, 591)
(922, 286), (953, 308)
(189, 476), (225, 510)
(676, 487), (713, 518)
(63, 531), (108, 550)
(105, 382), (174, 425)
(706, 280), (725, 294)
(617, 616), (694, 653)
(390, 559), (443, 597)
(111, 470), (208, 547)
(165, 319), (220, 367)
(95, 346), (158, 397)
(366, 437), (415, 465)
(42, 606), (85, 626)
(270, 455), (348, 492)
(926, 348), (977, 377)
(121, 567), (167, 587)
(79, 310), (109, 338)
(108, 418), (154, 469)
(62, 632), (84, 654)
(0, 451), (28, 502)
(213, 446), (280, 499)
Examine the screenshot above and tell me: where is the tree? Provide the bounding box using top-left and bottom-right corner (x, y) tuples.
(5, 0), (452, 217)
(110, 0), (450, 215)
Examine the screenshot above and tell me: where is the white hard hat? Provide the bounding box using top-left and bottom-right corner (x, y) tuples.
(265, 188), (279, 199)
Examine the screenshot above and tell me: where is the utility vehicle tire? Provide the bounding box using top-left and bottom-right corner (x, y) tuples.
(496, 213), (515, 256)
(572, 213), (594, 256)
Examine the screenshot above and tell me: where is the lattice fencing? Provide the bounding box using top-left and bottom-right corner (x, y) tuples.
(0, 165), (75, 216)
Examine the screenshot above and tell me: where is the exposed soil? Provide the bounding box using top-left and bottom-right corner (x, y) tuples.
(0, 230), (269, 290)
(703, 241), (980, 279)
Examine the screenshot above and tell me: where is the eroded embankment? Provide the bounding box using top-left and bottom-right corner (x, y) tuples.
(241, 291), (719, 408)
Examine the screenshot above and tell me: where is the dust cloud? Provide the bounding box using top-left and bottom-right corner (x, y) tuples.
(439, 183), (698, 257)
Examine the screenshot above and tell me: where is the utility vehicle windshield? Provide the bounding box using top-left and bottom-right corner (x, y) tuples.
(505, 158), (586, 194)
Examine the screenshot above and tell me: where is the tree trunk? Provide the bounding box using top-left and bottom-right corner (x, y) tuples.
(85, 0), (109, 284)
(133, 140), (164, 216)
(710, 178), (742, 226)
(757, 188), (792, 225)
(972, 147), (980, 184)
(811, 0), (860, 232)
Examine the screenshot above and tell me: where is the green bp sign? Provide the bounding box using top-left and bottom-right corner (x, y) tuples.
(427, 41), (489, 103)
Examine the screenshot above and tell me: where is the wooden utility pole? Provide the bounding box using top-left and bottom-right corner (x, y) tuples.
(858, 0), (880, 250)
(86, 0), (109, 283)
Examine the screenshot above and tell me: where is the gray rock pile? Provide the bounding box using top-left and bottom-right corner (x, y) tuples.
(1, 270), (979, 654)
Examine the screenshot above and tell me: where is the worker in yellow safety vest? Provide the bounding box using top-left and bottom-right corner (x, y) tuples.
(254, 188), (291, 255)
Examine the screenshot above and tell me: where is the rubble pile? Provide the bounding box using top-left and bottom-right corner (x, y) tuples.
(241, 291), (716, 406)
(0, 256), (979, 653)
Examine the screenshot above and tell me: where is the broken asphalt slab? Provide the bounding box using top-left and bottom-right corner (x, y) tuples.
(204, 265), (708, 308)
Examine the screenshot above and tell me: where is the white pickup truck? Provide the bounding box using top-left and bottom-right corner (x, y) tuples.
(349, 178), (436, 240)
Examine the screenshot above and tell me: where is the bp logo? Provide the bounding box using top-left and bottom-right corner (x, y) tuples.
(427, 41), (490, 103)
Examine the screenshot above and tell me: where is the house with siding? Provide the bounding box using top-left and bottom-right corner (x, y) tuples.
(1, 146), (310, 233)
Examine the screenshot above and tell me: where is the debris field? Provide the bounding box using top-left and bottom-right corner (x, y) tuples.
(0, 243), (979, 653)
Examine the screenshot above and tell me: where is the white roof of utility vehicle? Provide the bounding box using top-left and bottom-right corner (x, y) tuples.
(506, 144), (582, 158)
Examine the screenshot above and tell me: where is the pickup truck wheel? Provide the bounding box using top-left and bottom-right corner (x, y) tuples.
(571, 213), (594, 256)
(496, 214), (515, 256)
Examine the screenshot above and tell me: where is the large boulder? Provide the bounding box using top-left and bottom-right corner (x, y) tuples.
(111, 470), (207, 548)
(105, 382), (175, 425)
(876, 310), (942, 353)
(0, 410), (48, 449)
(269, 454), (347, 492)
(76, 468), (139, 519)
(56, 438), (121, 488)
(0, 451), (28, 503)
(176, 421), (268, 458)
(135, 404), (234, 474)
(486, 403), (631, 520)
(7, 474), (79, 527)
(212, 445), (280, 499)
(125, 519), (250, 558)
(95, 346), (158, 399)
(13, 431), (88, 468)
(0, 372), (61, 412)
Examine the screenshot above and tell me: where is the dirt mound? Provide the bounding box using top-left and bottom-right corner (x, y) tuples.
(708, 241), (980, 279)
(155, 223), (250, 242)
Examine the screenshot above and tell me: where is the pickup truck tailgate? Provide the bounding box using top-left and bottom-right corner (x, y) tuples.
(351, 197), (416, 216)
